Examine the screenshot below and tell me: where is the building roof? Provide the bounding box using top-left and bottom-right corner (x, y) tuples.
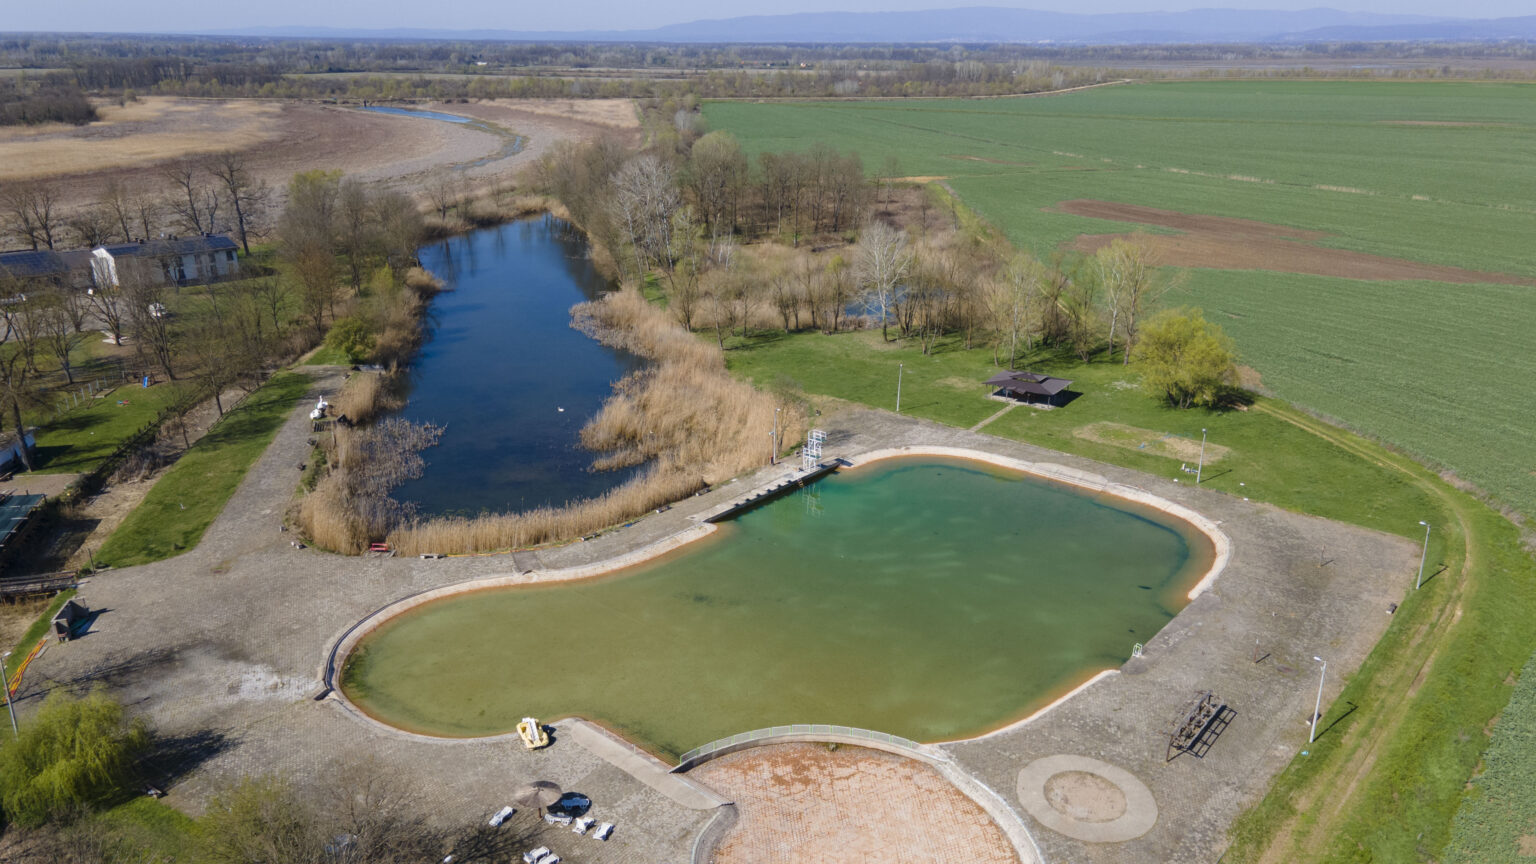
(96, 234), (238, 260)
(0, 249), (72, 279)
(984, 369), (1074, 398)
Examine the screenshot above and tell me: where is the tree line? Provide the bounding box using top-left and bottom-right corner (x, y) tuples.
(529, 128), (1235, 407)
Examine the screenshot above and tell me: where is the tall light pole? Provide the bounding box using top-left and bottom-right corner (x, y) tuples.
(896, 363), (904, 414)
(1196, 428), (1208, 484)
(772, 407), (781, 464)
(1310, 656), (1326, 744)
(2, 651), (17, 738)
(1415, 521), (1431, 590)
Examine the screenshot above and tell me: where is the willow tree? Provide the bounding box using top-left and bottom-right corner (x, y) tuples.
(1137, 308), (1237, 409)
(0, 688), (150, 827)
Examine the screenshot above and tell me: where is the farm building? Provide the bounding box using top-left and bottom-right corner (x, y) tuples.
(984, 370), (1075, 407)
(0, 248), (97, 293)
(0, 429), (36, 475)
(90, 234), (240, 288)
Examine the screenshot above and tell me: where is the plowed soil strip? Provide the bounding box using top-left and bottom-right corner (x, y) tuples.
(1057, 199), (1532, 285)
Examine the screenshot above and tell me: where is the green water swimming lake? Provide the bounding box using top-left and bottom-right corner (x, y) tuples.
(341, 458), (1212, 758)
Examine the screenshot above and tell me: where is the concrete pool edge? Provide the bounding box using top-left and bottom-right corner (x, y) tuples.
(840, 446), (1232, 602)
(320, 445), (1231, 742)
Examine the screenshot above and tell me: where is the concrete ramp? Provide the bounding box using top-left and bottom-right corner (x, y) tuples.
(564, 719), (731, 810)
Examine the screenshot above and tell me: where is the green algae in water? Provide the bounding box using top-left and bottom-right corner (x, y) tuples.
(342, 458), (1210, 758)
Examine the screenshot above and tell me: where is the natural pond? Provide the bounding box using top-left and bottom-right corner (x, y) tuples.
(341, 458), (1213, 758)
(392, 217), (646, 516)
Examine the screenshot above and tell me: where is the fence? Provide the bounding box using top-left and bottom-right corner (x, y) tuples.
(673, 724), (926, 771)
(43, 359), (131, 425)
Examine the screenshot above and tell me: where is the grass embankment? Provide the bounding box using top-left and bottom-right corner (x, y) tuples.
(723, 329), (1536, 861)
(706, 80), (1536, 523)
(94, 372), (313, 568)
(1224, 406), (1536, 863)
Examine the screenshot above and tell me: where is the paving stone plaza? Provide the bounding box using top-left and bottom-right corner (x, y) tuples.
(15, 371), (1414, 863)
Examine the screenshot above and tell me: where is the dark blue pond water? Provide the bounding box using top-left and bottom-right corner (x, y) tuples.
(392, 217), (646, 516)
(360, 106), (475, 124)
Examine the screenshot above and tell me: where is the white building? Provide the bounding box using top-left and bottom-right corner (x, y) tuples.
(90, 233), (240, 288)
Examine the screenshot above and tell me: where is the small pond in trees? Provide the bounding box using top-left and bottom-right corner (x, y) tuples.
(390, 216), (646, 516)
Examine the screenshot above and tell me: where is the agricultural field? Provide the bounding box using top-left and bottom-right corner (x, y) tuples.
(704, 80), (1536, 521)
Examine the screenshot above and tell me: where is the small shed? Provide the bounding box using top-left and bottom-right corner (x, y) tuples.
(984, 370), (1075, 407)
(52, 599), (88, 642)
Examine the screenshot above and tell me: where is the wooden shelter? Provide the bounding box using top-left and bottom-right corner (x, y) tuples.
(984, 370), (1074, 406)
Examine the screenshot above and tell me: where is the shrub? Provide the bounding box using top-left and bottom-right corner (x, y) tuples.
(323, 316), (377, 364)
(0, 688), (150, 828)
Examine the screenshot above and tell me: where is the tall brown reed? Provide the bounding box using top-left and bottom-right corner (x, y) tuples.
(385, 286), (807, 556)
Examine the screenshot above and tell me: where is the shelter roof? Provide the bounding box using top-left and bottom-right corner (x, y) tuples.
(984, 369), (1073, 397)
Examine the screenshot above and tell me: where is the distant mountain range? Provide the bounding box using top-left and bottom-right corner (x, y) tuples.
(214, 7), (1536, 45)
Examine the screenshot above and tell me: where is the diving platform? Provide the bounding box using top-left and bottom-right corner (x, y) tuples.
(693, 461), (841, 524)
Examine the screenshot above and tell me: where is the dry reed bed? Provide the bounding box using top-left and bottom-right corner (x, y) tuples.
(385, 286), (806, 556)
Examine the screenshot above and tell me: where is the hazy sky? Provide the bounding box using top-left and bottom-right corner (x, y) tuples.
(5, 0), (1530, 35)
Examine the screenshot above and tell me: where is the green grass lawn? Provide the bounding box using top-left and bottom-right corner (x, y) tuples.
(727, 330), (1436, 537)
(301, 344), (352, 366)
(24, 381), (188, 475)
(722, 325), (1536, 862)
(706, 79), (1536, 526)
(95, 371), (313, 568)
(92, 797), (198, 861)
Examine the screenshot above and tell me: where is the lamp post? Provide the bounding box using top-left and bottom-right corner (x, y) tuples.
(1415, 521), (1431, 590)
(2, 651), (17, 738)
(1310, 655), (1326, 744)
(896, 363), (904, 414)
(772, 407), (780, 465)
(1196, 428), (1208, 484)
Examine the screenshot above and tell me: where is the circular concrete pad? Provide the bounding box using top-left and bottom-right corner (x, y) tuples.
(1018, 755), (1157, 843)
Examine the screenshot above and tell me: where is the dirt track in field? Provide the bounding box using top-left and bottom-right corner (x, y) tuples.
(1058, 199), (1533, 285)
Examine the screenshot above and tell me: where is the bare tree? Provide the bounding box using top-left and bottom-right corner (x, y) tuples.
(611, 153), (681, 278)
(2, 181), (61, 250)
(36, 287), (80, 384)
(423, 171), (461, 222)
(0, 284), (42, 470)
(987, 252), (1044, 368)
(662, 206), (703, 331)
(64, 206), (117, 249)
(99, 178), (136, 242)
(1096, 237), (1170, 365)
(208, 150), (268, 254)
(372, 190), (424, 273)
(122, 261), (178, 380)
(686, 131), (749, 237)
(1059, 264), (1101, 362)
(162, 159), (217, 235)
(855, 221), (912, 342)
(337, 179), (374, 290)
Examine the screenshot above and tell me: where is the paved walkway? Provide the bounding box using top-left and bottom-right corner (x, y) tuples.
(15, 385), (1415, 864)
